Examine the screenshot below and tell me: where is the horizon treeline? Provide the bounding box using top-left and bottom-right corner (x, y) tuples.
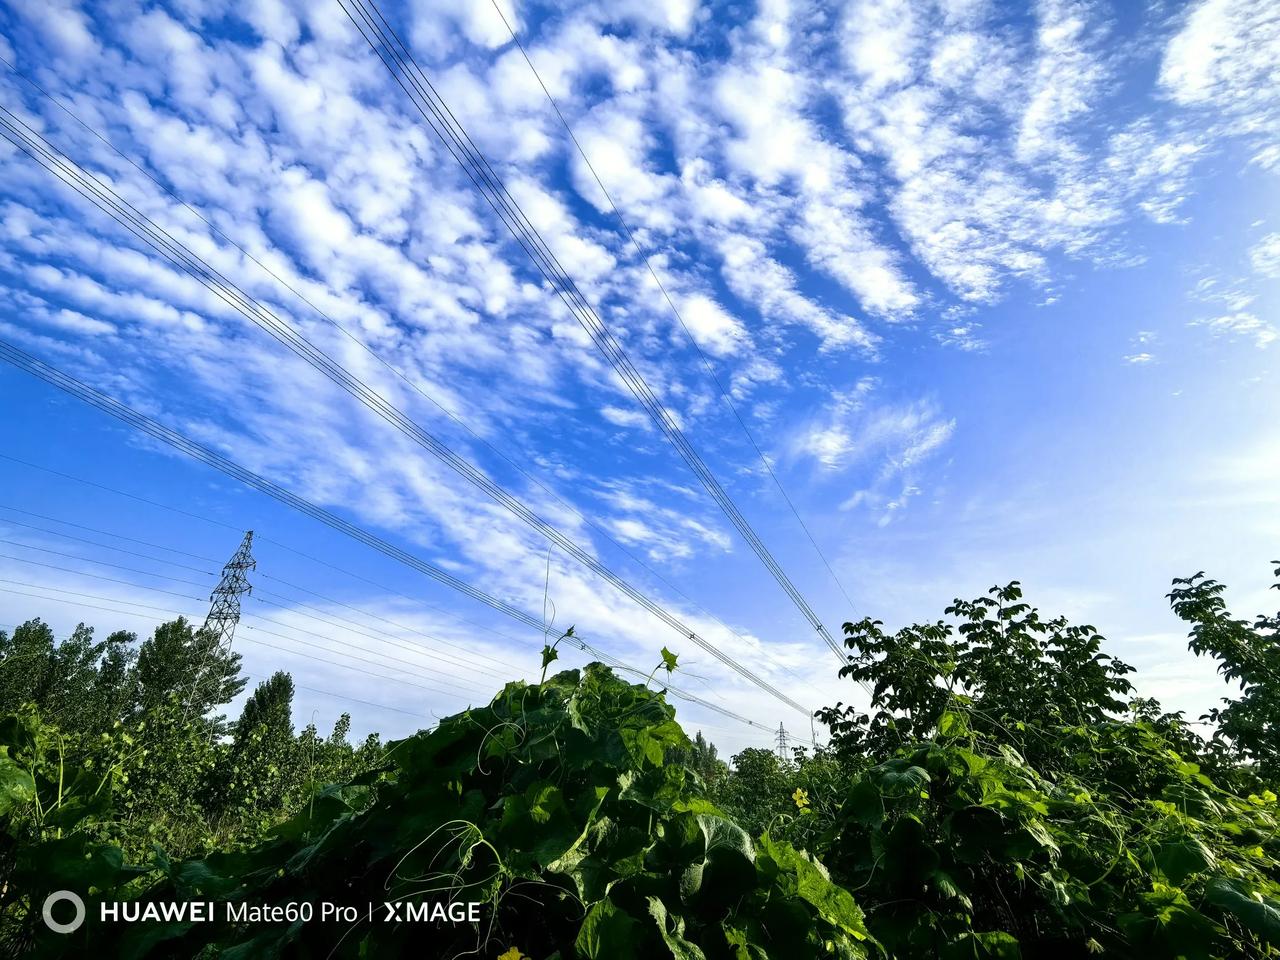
(0, 614), (383, 857)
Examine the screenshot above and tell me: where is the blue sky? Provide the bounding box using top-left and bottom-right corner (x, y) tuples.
(0, 0), (1276, 754)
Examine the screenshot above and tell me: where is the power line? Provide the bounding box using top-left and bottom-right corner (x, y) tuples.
(0, 106), (808, 718)
(6, 499), (756, 728)
(0, 526), (521, 689)
(0, 454), (603, 680)
(485, 0), (860, 617)
(338, 0), (847, 664)
(247, 611), (494, 693)
(0, 502), (218, 564)
(0, 54), (811, 692)
(0, 538), (209, 589)
(0, 532), (801, 741)
(0, 512), (216, 575)
(0, 581), (198, 619)
(247, 675), (436, 723)
(0, 579), (482, 704)
(0, 461), (523, 671)
(240, 618), (487, 700)
(0, 553), (206, 603)
(251, 594), (512, 684)
(0, 452), (242, 532)
(0, 578), (766, 733)
(0, 559), (504, 697)
(255, 575), (516, 672)
(0, 343), (787, 733)
(0, 625), (434, 722)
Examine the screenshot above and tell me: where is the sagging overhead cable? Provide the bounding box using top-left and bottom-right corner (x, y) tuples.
(338, 0), (849, 664)
(485, 0), (860, 621)
(0, 337), (789, 734)
(0, 104), (808, 719)
(0, 53), (802, 692)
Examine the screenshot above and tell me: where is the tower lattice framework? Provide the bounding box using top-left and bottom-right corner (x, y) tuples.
(202, 529), (255, 647)
(187, 530), (255, 711)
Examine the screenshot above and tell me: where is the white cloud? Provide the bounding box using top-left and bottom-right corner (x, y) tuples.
(1192, 311), (1278, 348)
(600, 405), (650, 429)
(7, 0), (98, 60)
(716, 235), (878, 353)
(1015, 0), (1108, 165)
(1249, 233), (1280, 278)
(795, 380), (953, 480)
(36, 306), (117, 337)
(591, 0), (698, 36)
(1160, 0), (1280, 169)
(678, 294), (747, 357)
(410, 0), (520, 57)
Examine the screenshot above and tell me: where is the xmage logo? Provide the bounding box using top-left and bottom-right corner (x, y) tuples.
(381, 901), (482, 923)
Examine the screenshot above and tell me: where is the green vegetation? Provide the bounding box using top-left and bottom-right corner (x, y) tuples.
(0, 615), (381, 865)
(1, 566), (1277, 958)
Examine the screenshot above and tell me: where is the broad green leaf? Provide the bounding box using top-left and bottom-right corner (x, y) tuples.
(758, 835), (870, 940)
(0, 749), (36, 814)
(680, 815), (755, 904)
(942, 931), (1021, 959)
(1205, 879), (1280, 945)
(577, 898), (640, 960)
(1153, 837), (1215, 885)
(870, 759), (929, 798)
(937, 710), (969, 738)
(647, 897), (708, 960)
(723, 924), (770, 960)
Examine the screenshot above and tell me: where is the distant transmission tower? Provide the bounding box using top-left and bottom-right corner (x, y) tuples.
(776, 722), (788, 760)
(203, 530), (256, 646)
(186, 530), (255, 714)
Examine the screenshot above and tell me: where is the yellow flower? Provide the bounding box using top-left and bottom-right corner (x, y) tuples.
(793, 787), (810, 810)
(497, 948), (529, 960)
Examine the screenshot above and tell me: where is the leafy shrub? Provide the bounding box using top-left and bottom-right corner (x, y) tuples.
(807, 576), (1280, 959)
(14, 665), (876, 959)
(825, 713), (1280, 957)
(1170, 564), (1280, 782)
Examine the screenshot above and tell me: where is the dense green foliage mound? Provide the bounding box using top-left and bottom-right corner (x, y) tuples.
(0, 565), (1277, 958)
(6, 665), (872, 959)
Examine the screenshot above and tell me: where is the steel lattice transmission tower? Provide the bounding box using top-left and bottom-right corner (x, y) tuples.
(186, 530), (255, 712)
(776, 722), (788, 760)
(203, 529), (256, 646)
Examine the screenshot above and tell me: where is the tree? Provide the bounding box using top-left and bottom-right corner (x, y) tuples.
(714, 747), (792, 836)
(1170, 563), (1280, 781)
(817, 581), (1136, 773)
(134, 618), (246, 732)
(813, 577), (1280, 958)
(234, 671), (294, 741)
(667, 730), (727, 787)
(211, 671), (297, 819)
(86, 631), (138, 733)
(0, 620), (56, 717)
(0, 621), (122, 732)
(0, 610), (383, 865)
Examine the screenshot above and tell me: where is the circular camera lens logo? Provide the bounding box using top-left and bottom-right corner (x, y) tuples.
(41, 891), (86, 934)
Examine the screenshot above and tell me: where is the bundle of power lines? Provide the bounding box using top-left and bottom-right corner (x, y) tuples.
(0, 2), (873, 740)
